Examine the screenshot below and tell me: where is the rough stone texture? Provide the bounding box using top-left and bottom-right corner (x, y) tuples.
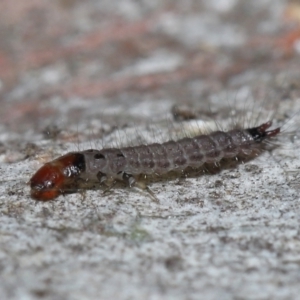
(1, 0), (300, 299)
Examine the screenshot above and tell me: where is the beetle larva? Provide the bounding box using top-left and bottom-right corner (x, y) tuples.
(30, 121), (280, 201)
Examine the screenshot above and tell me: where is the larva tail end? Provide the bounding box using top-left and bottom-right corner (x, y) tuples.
(258, 121), (280, 138)
(247, 121), (280, 142)
(266, 127), (280, 138)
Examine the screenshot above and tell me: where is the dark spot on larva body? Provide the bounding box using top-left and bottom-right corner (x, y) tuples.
(179, 138), (199, 152)
(189, 152), (204, 161)
(174, 156), (187, 166)
(141, 159), (155, 169)
(94, 153), (105, 159)
(205, 150), (221, 162)
(194, 136), (216, 152)
(157, 159), (171, 169)
(65, 153), (86, 177)
(128, 157), (141, 169)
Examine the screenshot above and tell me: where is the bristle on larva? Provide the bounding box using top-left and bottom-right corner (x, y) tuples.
(30, 121), (280, 201)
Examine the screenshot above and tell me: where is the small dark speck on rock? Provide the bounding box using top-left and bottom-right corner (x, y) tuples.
(23, 143), (40, 158)
(209, 191), (222, 200)
(31, 288), (49, 298)
(214, 180), (223, 187)
(164, 256), (183, 272)
(42, 125), (61, 140)
(244, 164), (261, 173)
(0, 142), (6, 154)
(224, 171), (240, 179)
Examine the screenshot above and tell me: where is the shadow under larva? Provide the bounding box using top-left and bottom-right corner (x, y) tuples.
(29, 97), (295, 202)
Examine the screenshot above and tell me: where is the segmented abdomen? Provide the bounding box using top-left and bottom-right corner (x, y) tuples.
(98, 128), (265, 176)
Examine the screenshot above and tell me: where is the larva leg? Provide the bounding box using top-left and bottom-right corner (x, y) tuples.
(102, 180), (117, 194)
(96, 171), (116, 194)
(96, 172), (117, 194)
(79, 189), (87, 201)
(134, 182), (160, 203)
(96, 171), (107, 184)
(122, 172), (159, 203)
(122, 172), (136, 187)
(144, 185), (160, 203)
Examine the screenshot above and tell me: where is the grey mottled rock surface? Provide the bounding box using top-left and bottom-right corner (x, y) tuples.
(1, 0), (300, 299)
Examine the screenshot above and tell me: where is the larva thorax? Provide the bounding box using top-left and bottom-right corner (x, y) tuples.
(30, 121), (280, 201)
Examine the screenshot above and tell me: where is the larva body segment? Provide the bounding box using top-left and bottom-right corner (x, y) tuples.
(30, 121), (280, 201)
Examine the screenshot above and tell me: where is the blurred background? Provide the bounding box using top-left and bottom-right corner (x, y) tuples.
(1, 0), (300, 135)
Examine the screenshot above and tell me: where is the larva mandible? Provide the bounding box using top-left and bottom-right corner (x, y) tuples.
(30, 119), (280, 201)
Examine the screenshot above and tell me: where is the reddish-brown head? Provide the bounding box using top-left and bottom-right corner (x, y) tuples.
(30, 162), (65, 200)
(30, 153), (85, 201)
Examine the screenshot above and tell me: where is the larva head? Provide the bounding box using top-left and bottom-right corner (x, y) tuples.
(30, 163), (65, 200)
(30, 153), (85, 201)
